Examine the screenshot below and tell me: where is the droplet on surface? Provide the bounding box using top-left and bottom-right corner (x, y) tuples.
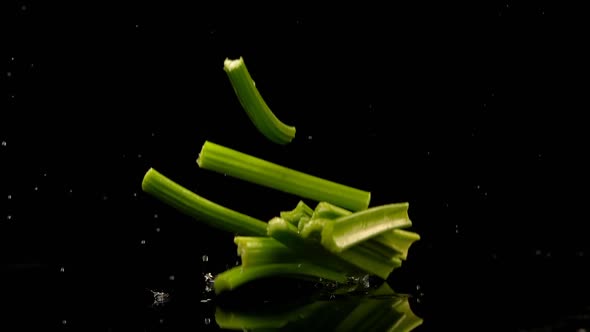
(202, 255), (208, 262)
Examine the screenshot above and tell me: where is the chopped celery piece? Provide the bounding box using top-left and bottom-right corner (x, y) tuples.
(197, 141), (371, 211)
(300, 217), (330, 240)
(223, 57), (296, 145)
(267, 217), (358, 273)
(234, 236), (298, 267)
(297, 215), (311, 233)
(371, 229), (421, 260)
(338, 245), (403, 280)
(280, 200), (314, 225)
(141, 168), (267, 236)
(321, 203), (412, 253)
(313, 201), (353, 219)
(214, 263), (348, 294)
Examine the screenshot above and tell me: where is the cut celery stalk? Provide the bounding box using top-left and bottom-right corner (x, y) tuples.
(214, 263), (348, 294)
(141, 168), (268, 236)
(267, 217), (359, 273)
(280, 200), (314, 225)
(197, 141), (371, 211)
(234, 236), (298, 267)
(223, 57), (296, 145)
(313, 201), (353, 219)
(338, 245), (403, 280)
(372, 229), (421, 260)
(321, 203), (412, 253)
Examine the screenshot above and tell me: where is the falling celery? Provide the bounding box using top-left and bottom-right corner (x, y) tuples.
(141, 168), (268, 236)
(223, 57), (296, 145)
(321, 203), (412, 253)
(197, 141), (371, 211)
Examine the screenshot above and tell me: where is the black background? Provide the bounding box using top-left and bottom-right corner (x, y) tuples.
(2, 1), (589, 330)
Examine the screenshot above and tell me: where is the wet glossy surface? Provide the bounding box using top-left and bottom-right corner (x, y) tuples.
(3, 2), (589, 330)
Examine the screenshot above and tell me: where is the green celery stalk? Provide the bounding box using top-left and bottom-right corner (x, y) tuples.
(372, 229), (421, 260)
(214, 263), (348, 294)
(197, 141), (371, 211)
(267, 217), (359, 273)
(299, 217), (330, 240)
(321, 203), (412, 253)
(280, 200), (314, 225)
(313, 201), (353, 219)
(234, 236), (298, 267)
(223, 57), (296, 145)
(141, 168), (267, 236)
(338, 244), (403, 280)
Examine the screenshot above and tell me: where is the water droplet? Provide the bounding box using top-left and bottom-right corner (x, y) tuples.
(61, 319), (67, 325)
(1, 141), (6, 147)
(297, 263), (302, 268)
(6, 72), (12, 78)
(546, 251), (552, 258)
(132, 192), (137, 197)
(159, 318), (164, 324)
(60, 267), (65, 272)
(416, 284), (421, 290)
(153, 213), (158, 219)
(135, 24), (139, 28)
(68, 189), (73, 194)
(137, 154), (142, 159)
(535, 249), (542, 256)
(202, 255), (209, 262)
(7, 215), (12, 220)
(140, 240), (146, 245)
(155, 227), (161, 233)
(308, 135), (313, 140)
(34, 186), (38, 191)
(416, 298), (422, 303)
(577, 251), (585, 257)
(201, 298), (212, 303)
(102, 195), (108, 200)
(169, 275), (175, 281)
(204, 318), (211, 325)
(7, 194), (11, 200)
(11, 57), (15, 61)
(151, 132), (155, 137)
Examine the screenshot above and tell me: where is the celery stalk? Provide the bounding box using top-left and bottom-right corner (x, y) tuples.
(321, 203), (412, 253)
(223, 57), (296, 145)
(197, 141), (371, 211)
(141, 168), (268, 236)
(214, 263), (348, 294)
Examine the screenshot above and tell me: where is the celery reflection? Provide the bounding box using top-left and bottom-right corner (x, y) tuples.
(215, 282), (422, 331)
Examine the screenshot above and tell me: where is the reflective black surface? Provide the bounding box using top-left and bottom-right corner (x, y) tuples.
(3, 2), (589, 330)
